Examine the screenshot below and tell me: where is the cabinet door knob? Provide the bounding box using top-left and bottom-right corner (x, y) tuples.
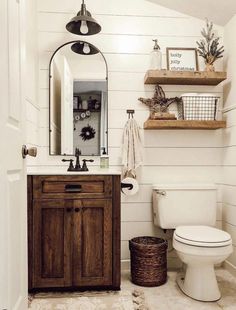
(75, 208), (80, 212)
(66, 207), (73, 212)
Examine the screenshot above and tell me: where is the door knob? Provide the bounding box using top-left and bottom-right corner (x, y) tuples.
(22, 145), (37, 159)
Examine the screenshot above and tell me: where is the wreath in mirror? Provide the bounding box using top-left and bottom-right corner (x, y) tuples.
(80, 125), (96, 141)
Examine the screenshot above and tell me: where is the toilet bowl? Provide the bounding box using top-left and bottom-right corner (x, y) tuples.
(173, 225), (232, 301)
(152, 184), (233, 302)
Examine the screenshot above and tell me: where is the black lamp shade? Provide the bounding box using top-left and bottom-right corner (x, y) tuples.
(66, 1), (101, 36)
(71, 42), (99, 55)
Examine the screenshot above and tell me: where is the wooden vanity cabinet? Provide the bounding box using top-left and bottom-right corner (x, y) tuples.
(28, 175), (121, 291)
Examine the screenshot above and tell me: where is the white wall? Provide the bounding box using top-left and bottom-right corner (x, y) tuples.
(25, 0), (39, 165)
(33, 0), (225, 267)
(222, 14), (236, 275)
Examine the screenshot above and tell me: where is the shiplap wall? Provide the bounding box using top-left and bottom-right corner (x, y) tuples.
(32, 0), (225, 267)
(222, 14), (236, 275)
(25, 0), (39, 163)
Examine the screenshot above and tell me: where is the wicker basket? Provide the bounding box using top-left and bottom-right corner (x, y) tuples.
(129, 236), (168, 287)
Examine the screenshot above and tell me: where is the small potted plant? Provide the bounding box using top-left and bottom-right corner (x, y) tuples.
(196, 19), (224, 72)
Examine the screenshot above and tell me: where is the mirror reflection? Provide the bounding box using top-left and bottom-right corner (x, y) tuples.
(49, 41), (108, 156)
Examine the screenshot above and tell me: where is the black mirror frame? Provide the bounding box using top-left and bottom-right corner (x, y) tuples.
(49, 40), (108, 156)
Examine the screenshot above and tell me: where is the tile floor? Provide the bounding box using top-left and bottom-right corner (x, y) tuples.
(122, 269), (236, 310)
(29, 269), (236, 310)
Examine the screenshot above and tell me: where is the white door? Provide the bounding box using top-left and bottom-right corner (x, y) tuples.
(61, 58), (74, 154)
(0, 0), (28, 309)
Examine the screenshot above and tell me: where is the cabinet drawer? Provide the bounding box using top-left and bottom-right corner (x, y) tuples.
(33, 175), (112, 199)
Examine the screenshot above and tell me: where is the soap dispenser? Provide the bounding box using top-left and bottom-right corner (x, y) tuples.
(100, 147), (109, 169)
(150, 39), (162, 70)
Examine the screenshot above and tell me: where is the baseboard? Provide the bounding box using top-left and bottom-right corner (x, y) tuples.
(167, 257), (183, 270)
(224, 260), (236, 278)
(121, 260), (130, 271)
(122, 260), (236, 276)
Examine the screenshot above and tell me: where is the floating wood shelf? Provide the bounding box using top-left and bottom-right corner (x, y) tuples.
(144, 120), (226, 130)
(144, 70), (227, 85)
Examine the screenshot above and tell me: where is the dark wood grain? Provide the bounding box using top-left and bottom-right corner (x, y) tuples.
(33, 175), (112, 200)
(43, 180), (104, 194)
(112, 175), (121, 289)
(82, 207), (104, 278)
(33, 200), (72, 288)
(41, 208), (64, 278)
(27, 176), (33, 290)
(72, 199), (82, 287)
(73, 199), (112, 287)
(28, 175), (121, 291)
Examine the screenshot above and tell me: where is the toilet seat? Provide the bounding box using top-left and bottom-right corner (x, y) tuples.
(174, 226), (232, 247)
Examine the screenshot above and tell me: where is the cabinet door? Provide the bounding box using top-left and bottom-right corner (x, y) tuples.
(32, 200), (72, 288)
(73, 199), (113, 287)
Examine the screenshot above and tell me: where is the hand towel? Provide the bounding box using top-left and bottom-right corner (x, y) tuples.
(122, 118), (143, 178)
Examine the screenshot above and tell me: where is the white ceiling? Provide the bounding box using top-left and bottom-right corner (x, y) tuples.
(148, 0), (236, 26)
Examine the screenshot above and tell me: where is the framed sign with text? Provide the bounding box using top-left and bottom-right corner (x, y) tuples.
(166, 48), (199, 71)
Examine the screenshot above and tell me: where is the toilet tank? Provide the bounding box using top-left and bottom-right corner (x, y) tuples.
(152, 184), (217, 229)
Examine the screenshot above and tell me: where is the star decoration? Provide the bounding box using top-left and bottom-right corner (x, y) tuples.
(138, 85), (182, 113)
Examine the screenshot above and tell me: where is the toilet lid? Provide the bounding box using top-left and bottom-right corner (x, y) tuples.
(174, 226), (232, 247)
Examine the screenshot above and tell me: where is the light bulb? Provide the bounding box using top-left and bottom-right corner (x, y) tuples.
(83, 43), (90, 54)
(80, 20), (89, 34)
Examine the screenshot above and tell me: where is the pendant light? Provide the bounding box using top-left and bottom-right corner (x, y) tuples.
(66, 0), (101, 36)
(71, 41), (99, 55)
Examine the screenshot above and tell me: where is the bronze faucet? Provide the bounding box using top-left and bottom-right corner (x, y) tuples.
(75, 148), (82, 170)
(81, 159), (94, 171)
(62, 148), (94, 172)
(61, 159), (75, 171)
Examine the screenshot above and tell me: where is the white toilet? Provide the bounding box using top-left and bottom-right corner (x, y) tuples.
(152, 184), (233, 302)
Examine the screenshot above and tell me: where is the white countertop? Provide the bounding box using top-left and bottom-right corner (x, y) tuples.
(27, 166), (121, 176)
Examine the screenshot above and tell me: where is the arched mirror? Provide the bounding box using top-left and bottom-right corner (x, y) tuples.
(49, 41), (108, 156)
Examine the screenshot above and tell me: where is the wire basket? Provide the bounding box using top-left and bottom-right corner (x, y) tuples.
(178, 96), (219, 120)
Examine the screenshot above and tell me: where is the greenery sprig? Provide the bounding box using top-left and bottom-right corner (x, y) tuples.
(196, 19), (224, 65)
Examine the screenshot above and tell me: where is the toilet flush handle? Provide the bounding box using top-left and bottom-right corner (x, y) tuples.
(155, 189), (166, 196)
